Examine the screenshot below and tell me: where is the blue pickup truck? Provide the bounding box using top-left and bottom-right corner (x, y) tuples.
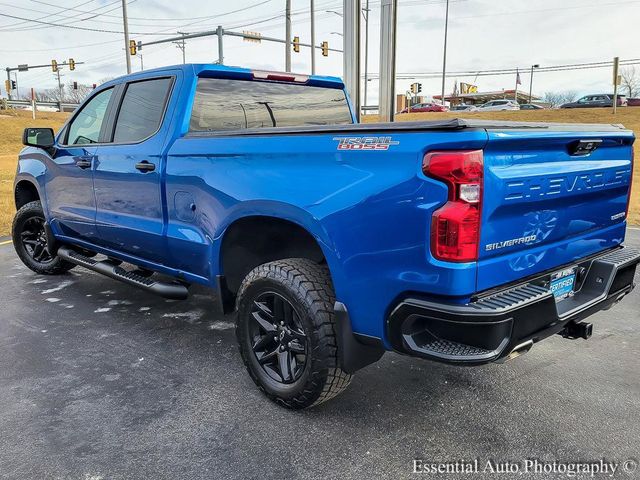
(13, 64), (639, 408)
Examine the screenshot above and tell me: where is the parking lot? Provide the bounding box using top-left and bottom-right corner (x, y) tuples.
(0, 230), (639, 480)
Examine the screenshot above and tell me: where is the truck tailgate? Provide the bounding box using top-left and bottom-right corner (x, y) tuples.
(477, 127), (634, 292)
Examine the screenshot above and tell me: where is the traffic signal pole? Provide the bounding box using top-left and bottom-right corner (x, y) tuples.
(137, 29), (341, 67)
(4, 61), (82, 102)
(122, 0), (132, 74)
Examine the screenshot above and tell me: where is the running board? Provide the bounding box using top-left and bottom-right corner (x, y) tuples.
(57, 246), (189, 300)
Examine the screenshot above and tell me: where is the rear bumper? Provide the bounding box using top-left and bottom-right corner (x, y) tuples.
(387, 246), (640, 365)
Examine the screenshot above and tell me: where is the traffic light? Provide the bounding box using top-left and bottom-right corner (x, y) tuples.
(4, 79), (11, 93)
(321, 41), (329, 57)
(129, 40), (137, 56)
(11, 80), (16, 90)
(417, 83), (422, 93)
(73, 81), (78, 90)
(51, 59), (58, 72)
(69, 58), (75, 71)
(293, 36), (300, 53)
(410, 83), (416, 94)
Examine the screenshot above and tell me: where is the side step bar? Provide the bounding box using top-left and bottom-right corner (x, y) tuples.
(58, 246), (189, 300)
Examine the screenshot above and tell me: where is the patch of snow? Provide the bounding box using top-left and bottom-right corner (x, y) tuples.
(94, 307), (111, 313)
(41, 279), (74, 294)
(45, 298), (61, 303)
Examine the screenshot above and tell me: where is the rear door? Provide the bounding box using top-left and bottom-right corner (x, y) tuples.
(92, 76), (175, 263)
(477, 126), (634, 292)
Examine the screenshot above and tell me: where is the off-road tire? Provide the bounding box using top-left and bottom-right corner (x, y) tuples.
(12, 200), (75, 275)
(236, 258), (352, 409)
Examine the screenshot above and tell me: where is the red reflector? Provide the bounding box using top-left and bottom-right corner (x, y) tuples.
(424, 150), (484, 262)
(252, 70), (309, 83)
(626, 147), (634, 219)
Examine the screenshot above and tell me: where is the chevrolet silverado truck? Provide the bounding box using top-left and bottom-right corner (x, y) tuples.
(13, 64), (639, 408)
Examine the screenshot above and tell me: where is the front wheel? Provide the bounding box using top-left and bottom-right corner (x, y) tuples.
(12, 200), (75, 275)
(236, 258), (352, 409)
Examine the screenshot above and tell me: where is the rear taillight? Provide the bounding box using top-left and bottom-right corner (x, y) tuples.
(423, 150), (484, 262)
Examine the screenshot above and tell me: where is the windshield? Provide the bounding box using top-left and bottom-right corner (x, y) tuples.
(189, 77), (353, 131)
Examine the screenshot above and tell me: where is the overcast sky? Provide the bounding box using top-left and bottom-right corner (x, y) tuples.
(1, 0), (639, 103)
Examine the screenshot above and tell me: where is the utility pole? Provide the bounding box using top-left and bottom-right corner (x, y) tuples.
(344, 0), (361, 120)
(363, 0), (370, 109)
(613, 56), (620, 114)
(5, 68), (11, 100)
(440, 0), (450, 106)
(174, 32), (187, 64)
(379, 0), (397, 121)
(285, 0), (292, 71)
(216, 25), (224, 64)
(529, 64), (539, 103)
(122, 0), (132, 74)
(310, 0), (316, 74)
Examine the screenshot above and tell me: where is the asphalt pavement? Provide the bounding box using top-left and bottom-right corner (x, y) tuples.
(1, 230), (639, 480)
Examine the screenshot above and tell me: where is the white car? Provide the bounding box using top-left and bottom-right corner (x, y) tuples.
(478, 100), (520, 111)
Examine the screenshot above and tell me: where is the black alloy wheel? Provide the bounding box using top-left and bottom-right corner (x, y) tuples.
(19, 215), (53, 264)
(249, 292), (308, 384)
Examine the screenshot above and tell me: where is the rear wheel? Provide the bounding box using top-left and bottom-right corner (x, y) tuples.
(12, 201), (75, 275)
(236, 258), (352, 409)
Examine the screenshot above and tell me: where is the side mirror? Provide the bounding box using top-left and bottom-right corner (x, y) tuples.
(22, 127), (55, 149)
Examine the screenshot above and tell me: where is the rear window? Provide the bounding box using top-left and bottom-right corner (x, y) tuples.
(189, 77), (353, 132)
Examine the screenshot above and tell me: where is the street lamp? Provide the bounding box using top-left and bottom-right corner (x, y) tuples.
(529, 64), (540, 103)
(330, 31), (343, 36)
(326, 9), (343, 17)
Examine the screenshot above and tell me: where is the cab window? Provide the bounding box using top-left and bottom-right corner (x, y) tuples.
(66, 88), (113, 145)
(112, 77), (173, 143)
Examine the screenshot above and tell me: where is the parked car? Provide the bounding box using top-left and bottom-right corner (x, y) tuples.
(13, 64), (639, 409)
(477, 100), (520, 111)
(560, 94), (627, 108)
(450, 104), (478, 112)
(400, 102), (448, 113)
(627, 98), (640, 106)
(520, 103), (544, 110)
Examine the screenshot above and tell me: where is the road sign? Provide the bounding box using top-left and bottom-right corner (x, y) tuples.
(17, 64), (28, 72)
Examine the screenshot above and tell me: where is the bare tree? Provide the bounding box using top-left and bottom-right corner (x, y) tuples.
(64, 81), (93, 103)
(620, 67), (640, 97)
(560, 90), (578, 103)
(543, 91), (564, 108)
(543, 90), (579, 107)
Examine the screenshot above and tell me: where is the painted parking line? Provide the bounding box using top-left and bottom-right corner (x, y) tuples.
(0, 240), (13, 246)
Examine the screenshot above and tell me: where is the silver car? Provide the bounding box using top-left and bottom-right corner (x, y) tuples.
(478, 100), (520, 111)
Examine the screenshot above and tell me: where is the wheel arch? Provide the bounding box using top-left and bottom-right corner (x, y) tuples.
(14, 178), (42, 210)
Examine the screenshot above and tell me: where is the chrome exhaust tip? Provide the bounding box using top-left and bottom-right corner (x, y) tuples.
(498, 340), (534, 363)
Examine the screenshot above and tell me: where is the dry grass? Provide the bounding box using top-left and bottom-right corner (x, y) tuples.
(0, 108), (638, 237)
(0, 110), (68, 236)
(364, 108), (640, 225)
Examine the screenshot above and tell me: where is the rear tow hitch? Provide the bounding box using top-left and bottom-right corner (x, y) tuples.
(560, 321), (593, 340)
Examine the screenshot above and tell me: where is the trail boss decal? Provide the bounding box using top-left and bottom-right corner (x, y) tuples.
(333, 136), (400, 150)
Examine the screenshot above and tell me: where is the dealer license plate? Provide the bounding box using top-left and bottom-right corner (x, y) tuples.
(550, 267), (577, 302)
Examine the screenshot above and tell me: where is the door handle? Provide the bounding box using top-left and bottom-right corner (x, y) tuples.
(76, 159), (92, 169)
(135, 161), (156, 173)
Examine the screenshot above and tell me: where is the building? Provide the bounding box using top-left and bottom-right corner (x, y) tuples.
(433, 89), (542, 106)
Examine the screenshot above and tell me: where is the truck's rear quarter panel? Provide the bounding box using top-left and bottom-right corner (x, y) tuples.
(165, 128), (487, 341)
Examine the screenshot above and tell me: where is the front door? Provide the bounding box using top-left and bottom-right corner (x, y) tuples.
(46, 87), (114, 242)
(92, 77), (174, 264)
